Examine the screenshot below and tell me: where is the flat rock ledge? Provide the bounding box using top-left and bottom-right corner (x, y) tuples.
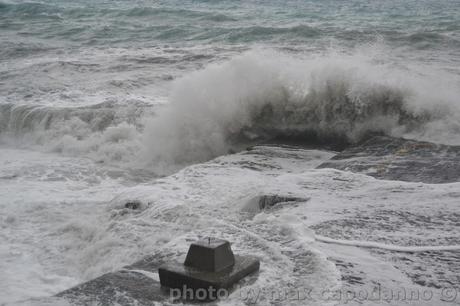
(317, 136), (460, 183)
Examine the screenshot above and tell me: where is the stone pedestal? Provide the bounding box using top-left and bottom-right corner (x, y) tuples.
(159, 238), (259, 300)
(184, 238), (235, 272)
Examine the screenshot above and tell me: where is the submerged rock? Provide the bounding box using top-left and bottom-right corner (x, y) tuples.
(241, 194), (309, 213)
(257, 195), (308, 209)
(124, 201), (142, 210)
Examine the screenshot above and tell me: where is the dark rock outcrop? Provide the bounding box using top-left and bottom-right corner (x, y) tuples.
(317, 136), (460, 183)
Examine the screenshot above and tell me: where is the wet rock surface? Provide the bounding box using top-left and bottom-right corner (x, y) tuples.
(317, 136), (460, 183)
(53, 137), (460, 305)
(371, 249), (460, 289)
(313, 207), (460, 290)
(57, 254), (170, 305)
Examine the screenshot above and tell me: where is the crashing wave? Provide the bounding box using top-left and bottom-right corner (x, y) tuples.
(0, 101), (153, 165)
(1, 50), (459, 173)
(140, 50), (460, 168)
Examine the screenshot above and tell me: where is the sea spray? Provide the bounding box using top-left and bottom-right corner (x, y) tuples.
(140, 49), (460, 170)
(1, 49), (459, 173)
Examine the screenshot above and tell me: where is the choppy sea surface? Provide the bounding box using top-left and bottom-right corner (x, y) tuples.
(1, 0), (460, 304)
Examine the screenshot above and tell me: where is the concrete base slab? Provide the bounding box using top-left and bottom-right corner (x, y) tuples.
(159, 255), (259, 291)
(57, 253), (259, 305)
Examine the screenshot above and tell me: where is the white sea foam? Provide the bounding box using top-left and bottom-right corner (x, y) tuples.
(2, 48), (459, 173)
(315, 235), (460, 252)
(139, 48), (460, 171)
(2, 144), (460, 305)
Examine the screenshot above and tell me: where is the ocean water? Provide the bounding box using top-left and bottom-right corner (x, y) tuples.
(1, 0), (460, 304)
(2, 0), (460, 169)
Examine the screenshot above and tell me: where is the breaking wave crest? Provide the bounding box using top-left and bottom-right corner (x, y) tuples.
(141, 50), (460, 170)
(2, 49), (460, 173)
(0, 101), (152, 165)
